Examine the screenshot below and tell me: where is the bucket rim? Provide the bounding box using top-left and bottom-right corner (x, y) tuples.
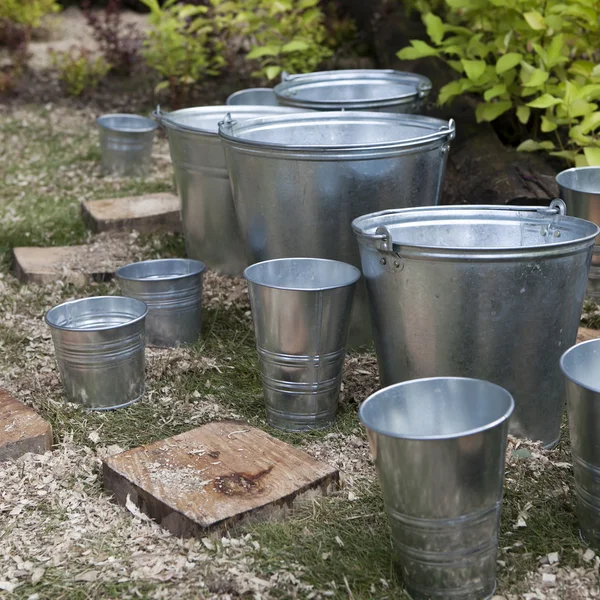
(352, 204), (600, 253)
(115, 258), (206, 282)
(45, 296), (148, 332)
(560, 338), (600, 394)
(218, 111), (454, 153)
(556, 165), (600, 192)
(226, 88), (277, 105)
(96, 113), (157, 134)
(274, 69), (432, 110)
(359, 376), (515, 440)
(154, 105), (305, 136)
(243, 257), (361, 291)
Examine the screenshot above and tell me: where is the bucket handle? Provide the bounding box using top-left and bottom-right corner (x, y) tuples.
(218, 112), (237, 133)
(151, 105), (169, 128)
(363, 199), (568, 253)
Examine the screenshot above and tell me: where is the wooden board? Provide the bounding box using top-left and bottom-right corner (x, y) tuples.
(103, 420), (339, 536)
(82, 193), (182, 234)
(577, 327), (600, 343)
(14, 244), (120, 285)
(0, 389), (52, 461)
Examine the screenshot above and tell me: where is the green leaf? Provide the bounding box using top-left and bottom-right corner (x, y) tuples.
(526, 94), (563, 108)
(265, 65), (282, 80)
(298, 0), (319, 8)
(397, 40), (439, 60)
(570, 61), (595, 77)
(438, 80), (464, 105)
(546, 34), (566, 68)
(523, 68), (549, 88)
(461, 59), (486, 81)
(301, 7), (321, 23)
(247, 45), (281, 59)
(541, 116), (558, 132)
(575, 155), (589, 167)
(484, 83), (507, 101)
(475, 101), (512, 122)
(516, 105), (531, 124)
(154, 80), (170, 94)
(579, 85), (600, 102)
(517, 139), (555, 152)
(579, 112), (600, 134)
(423, 13), (445, 45)
(550, 150), (578, 162)
(569, 126), (592, 144)
(523, 11), (546, 30)
(584, 148), (600, 166)
(592, 64), (600, 79)
(569, 99), (598, 118)
(496, 53), (522, 74)
(281, 40), (310, 53)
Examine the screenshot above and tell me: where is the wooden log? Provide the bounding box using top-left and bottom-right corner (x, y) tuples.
(103, 420), (339, 537)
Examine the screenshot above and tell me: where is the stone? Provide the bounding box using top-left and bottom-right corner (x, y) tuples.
(0, 389), (52, 461)
(577, 327), (600, 343)
(103, 420), (339, 536)
(81, 193), (181, 234)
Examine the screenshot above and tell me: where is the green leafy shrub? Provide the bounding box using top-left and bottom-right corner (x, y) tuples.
(0, 0), (60, 28)
(50, 47), (110, 96)
(140, 0), (227, 107)
(236, 0), (333, 80)
(398, 0), (600, 166)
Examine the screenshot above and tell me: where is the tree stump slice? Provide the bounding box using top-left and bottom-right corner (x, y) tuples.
(0, 389), (52, 461)
(82, 193), (182, 234)
(103, 420), (339, 537)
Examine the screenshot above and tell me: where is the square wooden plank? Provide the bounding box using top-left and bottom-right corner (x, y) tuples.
(103, 420), (339, 536)
(82, 193), (182, 234)
(0, 389), (52, 461)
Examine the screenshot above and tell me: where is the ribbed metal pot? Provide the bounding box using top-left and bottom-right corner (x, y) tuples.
(45, 296), (148, 410)
(360, 377), (514, 600)
(352, 201), (599, 447)
(153, 105), (305, 276)
(116, 258), (206, 348)
(97, 114), (157, 177)
(219, 111), (455, 347)
(274, 69), (432, 113)
(226, 88), (279, 106)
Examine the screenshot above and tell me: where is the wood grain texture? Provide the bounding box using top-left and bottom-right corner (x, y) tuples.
(82, 193), (182, 234)
(103, 420), (339, 536)
(0, 389), (52, 461)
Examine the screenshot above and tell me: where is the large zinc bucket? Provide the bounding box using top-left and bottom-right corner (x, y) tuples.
(45, 296), (148, 410)
(97, 114), (157, 177)
(560, 339), (600, 546)
(360, 377), (514, 599)
(226, 88), (279, 106)
(557, 167), (600, 299)
(274, 69), (432, 113)
(153, 105), (305, 276)
(353, 201), (599, 447)
(219, 111), (455, 347)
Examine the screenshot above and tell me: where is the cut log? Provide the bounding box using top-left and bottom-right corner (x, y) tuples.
(81, 193), (182, 234)
(0, 389), (52, 461)
(103, 420), (339, 536)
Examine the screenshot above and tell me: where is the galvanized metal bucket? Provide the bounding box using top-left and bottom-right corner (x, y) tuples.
(244, 257), (360, 431)
(219, 111), (455, 347)
(97, 114), (157, 177)
(45, 296), (148, 410)
(226, 88), (279, 106)
(153, 105), (305, 276)
(274, 69), (432, 113)
(561, 339), (600, 547)
(360, 377), (514, 600)
(116, 258), (205, 348)
(353, 201), (599, 447)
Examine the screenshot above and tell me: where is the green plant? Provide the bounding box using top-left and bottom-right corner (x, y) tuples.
(398, 0), (600, 166)
(50, 47), (110, 96)
(140, 0), (227, 108)
(236, 0), (333, 80)
(0, 0), (59, 28)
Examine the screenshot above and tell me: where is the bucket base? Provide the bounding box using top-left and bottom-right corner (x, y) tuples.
(82, 388), (145, 411)
(266, 409), (336, 432)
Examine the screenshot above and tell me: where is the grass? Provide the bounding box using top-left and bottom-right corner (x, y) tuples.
(0, 104), (596, 600)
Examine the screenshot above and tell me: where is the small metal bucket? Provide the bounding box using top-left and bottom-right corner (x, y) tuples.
(274, 69), (432, 113)
(561, 339), (600, 547)
(219, 110), (455, 347)
(115, 258), (206, 348)
(360, 377), (514, 600)
(244, 258), (360, 431)
(153, 105), (305, 276)
(97, 114), (157, 177)
(226, 88), (279, 106)
(45, 296), (148, 410)
(353, 201), (599, 447)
